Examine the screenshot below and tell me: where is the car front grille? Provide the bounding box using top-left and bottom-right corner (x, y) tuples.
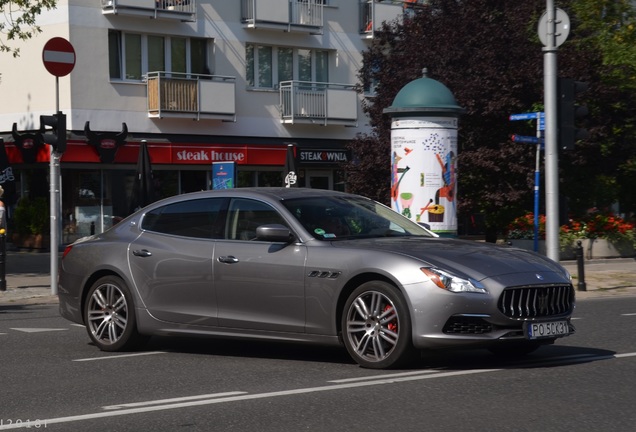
(443, 316), (493, 334)
(498, 284), (574, 319)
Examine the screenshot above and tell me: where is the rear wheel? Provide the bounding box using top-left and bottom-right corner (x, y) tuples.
(342, 281), (416, 369)
(84, 275), (147, 352)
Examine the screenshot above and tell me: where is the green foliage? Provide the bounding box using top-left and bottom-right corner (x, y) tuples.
(348, 0), (636, 239)
(0, 0), (57, 57)
(13, 197), (49, 235)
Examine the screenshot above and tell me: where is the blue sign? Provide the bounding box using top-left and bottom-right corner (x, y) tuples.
(212, 161), (235, 189)
(509, 112), (543, 121)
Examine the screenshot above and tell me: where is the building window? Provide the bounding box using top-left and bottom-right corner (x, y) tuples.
(246, 44), (330, 89)
(109, 31), (211, 81)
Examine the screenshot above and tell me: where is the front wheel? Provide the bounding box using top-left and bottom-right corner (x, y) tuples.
(341, 281), (416, 369)
(84, 275), (146, 352)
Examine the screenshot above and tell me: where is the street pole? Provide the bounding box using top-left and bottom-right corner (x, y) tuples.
(543, 0), (560, 262)
(50, 77), (60, 295)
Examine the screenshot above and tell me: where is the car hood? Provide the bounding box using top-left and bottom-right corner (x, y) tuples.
(331, 237), (568, 281)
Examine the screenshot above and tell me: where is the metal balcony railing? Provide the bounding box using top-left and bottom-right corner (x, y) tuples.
(101, 0), (196, 21)
(146, 72), (236, 121)
(279, 81), (358, 126)
(241, 0), (324, 33)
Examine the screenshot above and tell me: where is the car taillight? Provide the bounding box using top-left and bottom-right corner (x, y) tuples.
(62, 244), (73, 259)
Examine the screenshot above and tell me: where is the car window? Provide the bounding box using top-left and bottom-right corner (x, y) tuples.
(283, 195), (434, 240)
(142, 198), (225, 239)
(226, 198), (287, 240)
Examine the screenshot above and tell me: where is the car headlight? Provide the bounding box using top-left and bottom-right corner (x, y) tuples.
(420, 268), (488, 294)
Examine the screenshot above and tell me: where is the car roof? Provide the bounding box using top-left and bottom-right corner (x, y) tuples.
(176, 187), (355, 202)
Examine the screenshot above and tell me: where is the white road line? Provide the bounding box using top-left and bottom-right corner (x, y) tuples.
(10, 328), (68, 333)
(329, 369), (439, 383)
(102, 392), (248, 410)
(615, 352), (636, 358)
(0, 368), (504, 430)
(2, 352), (635, 430)
(621, 313), (636, 316)
(73, 351), (166, 362)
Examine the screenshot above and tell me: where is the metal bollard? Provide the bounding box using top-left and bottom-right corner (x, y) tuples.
(575, 240), (586, 291)
(0, 228), (6, 291)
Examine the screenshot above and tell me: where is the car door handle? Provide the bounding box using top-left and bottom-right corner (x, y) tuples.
(218, 255), (239, 264)
(132, 249), (153, 257)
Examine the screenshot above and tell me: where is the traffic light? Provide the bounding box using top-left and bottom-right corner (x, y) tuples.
(38, 111), (67, 153)
(557, 78), (590, 150)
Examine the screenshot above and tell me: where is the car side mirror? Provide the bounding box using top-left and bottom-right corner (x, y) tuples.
(256, 224), (294, 243)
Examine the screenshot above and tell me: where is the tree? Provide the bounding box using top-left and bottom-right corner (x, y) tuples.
(348, 0), (546, 241)
(0, 0), (56, 57)
(558, 0), (636, 216)
(348, 0), (636, 241)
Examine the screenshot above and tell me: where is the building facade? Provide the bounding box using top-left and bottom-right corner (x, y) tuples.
(0, 0), (412, 243)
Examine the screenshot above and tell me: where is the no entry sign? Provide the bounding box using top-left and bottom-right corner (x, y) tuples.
(42, 37), (76, 77)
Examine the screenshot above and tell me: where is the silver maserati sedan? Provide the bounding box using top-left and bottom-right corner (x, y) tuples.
(58, 188), (575, 369)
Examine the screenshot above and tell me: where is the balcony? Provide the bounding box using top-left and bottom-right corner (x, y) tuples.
(279, 81), (358, 126)
(359, 1), (407, 38)
(101, 0), (196, 22)
(146, 72), (236, 121)
(241, 0), (324, 34)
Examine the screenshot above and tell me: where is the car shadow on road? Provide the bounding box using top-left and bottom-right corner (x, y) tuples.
(415, 345), (617, 371)
(135, 336), (613, 370)
(140, 336), (356, 365)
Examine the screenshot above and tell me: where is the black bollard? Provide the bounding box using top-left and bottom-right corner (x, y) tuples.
(0, 229), (6, 291)
(575, 240), (586, 291)
(90, 221), (95, 236)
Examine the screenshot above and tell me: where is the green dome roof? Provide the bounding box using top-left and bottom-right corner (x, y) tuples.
(384, 77), (464, 115)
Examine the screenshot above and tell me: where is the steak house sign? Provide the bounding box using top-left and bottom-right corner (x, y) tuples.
(299, 149), (349, 164)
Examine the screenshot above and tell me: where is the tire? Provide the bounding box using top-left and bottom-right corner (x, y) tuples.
(341, 281), (416, 369)
(84, 275), (146, 352)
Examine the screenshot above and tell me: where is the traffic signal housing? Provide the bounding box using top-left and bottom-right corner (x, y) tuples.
(557, 78), (590, 150)
(39, 111), (67, 153)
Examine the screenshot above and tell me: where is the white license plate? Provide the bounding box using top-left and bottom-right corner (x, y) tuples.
(526, 320), (569, 339)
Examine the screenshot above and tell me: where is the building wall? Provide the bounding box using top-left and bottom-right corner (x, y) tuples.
(1, 0), (373, 139)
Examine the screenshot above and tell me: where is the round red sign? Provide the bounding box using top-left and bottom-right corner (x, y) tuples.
(42, 37), (76, 77)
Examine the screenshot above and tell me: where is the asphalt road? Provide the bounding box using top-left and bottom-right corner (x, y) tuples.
(1, 297), (636, 431)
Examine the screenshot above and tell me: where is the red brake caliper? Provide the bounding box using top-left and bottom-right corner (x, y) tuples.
(384, 304), (397, 332)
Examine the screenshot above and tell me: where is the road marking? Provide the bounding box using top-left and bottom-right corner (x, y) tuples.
(73, 352), (167, 362)
(621, 313), (636, 316)
(615, 352), (636, 358)
(2, 351), (636, 430)
(328, 369), (439, 383)
(10, 328), (68, 333)
(102, 392), (248, 410)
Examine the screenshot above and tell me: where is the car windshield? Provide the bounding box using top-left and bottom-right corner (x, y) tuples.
(282, 195), (435, 240)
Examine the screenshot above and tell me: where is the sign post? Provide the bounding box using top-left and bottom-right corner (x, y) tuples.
(510, 112), (545, 253)
(42, 37), (75, 296)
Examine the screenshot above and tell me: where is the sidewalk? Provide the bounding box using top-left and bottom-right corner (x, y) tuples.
(1, 251), (635, 305)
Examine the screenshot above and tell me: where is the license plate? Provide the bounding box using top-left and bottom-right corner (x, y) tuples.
(525, 320), (570, 339)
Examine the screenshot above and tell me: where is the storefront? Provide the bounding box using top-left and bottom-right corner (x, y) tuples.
(3, 137), (349, 246)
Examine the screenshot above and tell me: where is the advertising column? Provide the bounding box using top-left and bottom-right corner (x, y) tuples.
(391, 117), (458, 236)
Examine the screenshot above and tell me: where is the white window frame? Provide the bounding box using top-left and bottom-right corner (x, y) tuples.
(246, 44), (330, 90)
(109, 31), (211, 82)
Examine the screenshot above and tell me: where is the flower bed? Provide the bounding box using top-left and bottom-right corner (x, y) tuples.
(506, 212), (636, 259)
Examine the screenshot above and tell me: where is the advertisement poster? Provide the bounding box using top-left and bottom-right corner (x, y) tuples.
(390, 117), (458, 236)
(212, 161), (235, 189)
